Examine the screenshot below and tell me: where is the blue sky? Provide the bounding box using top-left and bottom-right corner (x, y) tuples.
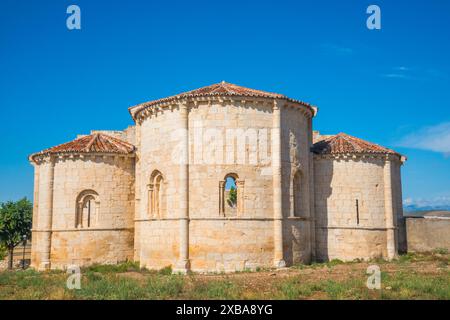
(1, 0), (449, 207)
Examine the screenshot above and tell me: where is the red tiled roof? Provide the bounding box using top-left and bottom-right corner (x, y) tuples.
(30, 133), (135, 160)
(311, 133), (400, 156)
(129, 81), (315, 120)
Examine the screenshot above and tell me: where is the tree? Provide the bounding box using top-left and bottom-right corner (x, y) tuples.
(227, 186), (237, 208)
(0, 198), (32, 270)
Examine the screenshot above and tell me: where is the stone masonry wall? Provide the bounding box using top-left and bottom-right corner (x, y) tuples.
(189, 220), (274, 272)
(280, 106), (313, 264)
(50, 230), (134, 268)
(188, 101), (274, 219)
(188, 101), (276, 271)
(314, 156), (390, 261)
(137, 104), (186, 269)
(137, 99), (313, 271)
(32, 155), (135, 269)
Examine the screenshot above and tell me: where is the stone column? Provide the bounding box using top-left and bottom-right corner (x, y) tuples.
(38, 157), (55, 270)
(174, 103), (190, 273)
(134, 123), (142, 262)
(308, 118), (316, 262)
(147, 184), (154, 217)
(237, 180), (245, 216)
(30, 164), (40, 268)
(32, 164), (40, 226)
(76, 202), (83, 228)
(384, 157), (397, 260)
(272, 100), (286, 268)
(219, 180), (225, 216)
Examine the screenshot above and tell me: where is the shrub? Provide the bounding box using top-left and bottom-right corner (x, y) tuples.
(397, 252), (416, 263)
(433, 248), (449, 255)
(158, 265), (173, 275)
(327, 259), (345, 267)
(227, 187), (237, 208)
(85, 261), (140, 273)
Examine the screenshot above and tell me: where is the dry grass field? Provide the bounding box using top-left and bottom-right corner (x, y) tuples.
(0, 251), (448, 300)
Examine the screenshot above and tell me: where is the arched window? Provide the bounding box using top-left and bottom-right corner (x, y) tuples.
(292, 170), (303, 217)
(75, 190), (99, 228)
(219, 173), (244, 216)
(148, 170), (165, 218)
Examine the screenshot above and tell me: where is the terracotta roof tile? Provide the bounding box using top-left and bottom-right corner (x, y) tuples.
(30, 133), (135, 161)
(129, 81), (315, 119)
(311, 133), (400, 156)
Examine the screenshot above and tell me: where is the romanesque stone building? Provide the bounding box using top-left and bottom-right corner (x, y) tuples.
(29, 82), (406, 272)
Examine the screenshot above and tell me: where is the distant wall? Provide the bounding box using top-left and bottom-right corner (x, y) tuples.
(406, 217), (450, 252)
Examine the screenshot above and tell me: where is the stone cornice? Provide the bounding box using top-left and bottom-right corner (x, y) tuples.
(134, 217), (297, 222)
(131, 95), (316, 124)
(316, 225), (398, 231)
(32, 227), (134, 232)
(312, 152), (404, 163)
(30, 152), (135, 165)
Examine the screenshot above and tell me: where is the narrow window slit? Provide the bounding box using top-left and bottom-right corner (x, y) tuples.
(356, 199), (360, 225)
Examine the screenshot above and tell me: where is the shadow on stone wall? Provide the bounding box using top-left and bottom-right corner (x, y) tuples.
(314, 159), (333, 262)
(398, 216), (408, 254)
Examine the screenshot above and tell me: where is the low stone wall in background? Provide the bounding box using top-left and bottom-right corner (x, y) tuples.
(0, 243), (32, 271)
(0, 257), (31, 271)
(406, 217), (450, 252)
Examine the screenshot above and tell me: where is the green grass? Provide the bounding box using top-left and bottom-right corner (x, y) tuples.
(276, 277), (373, 300)
(394, 251), (450, 265)
(188, 279), (240, 299)
(275, 270), (450, 300)
(0, 254), (449, 300)
(381, 270), (450, 299)
(276, 278), (315, 299)
(0, 269), (70, 299)
(72, 275), (185, 300)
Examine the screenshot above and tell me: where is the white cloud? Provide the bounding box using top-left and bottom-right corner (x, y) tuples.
(394, 66), (410, 71)
(382, 66), (446, 81)
(320, 43), (353, 55)
(403, 196), (450, 209)
(381, 66), (412, 79)
(382, 73), (409, 79)
(403, 197), (414, 206)
(398, 122), (450, 156)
